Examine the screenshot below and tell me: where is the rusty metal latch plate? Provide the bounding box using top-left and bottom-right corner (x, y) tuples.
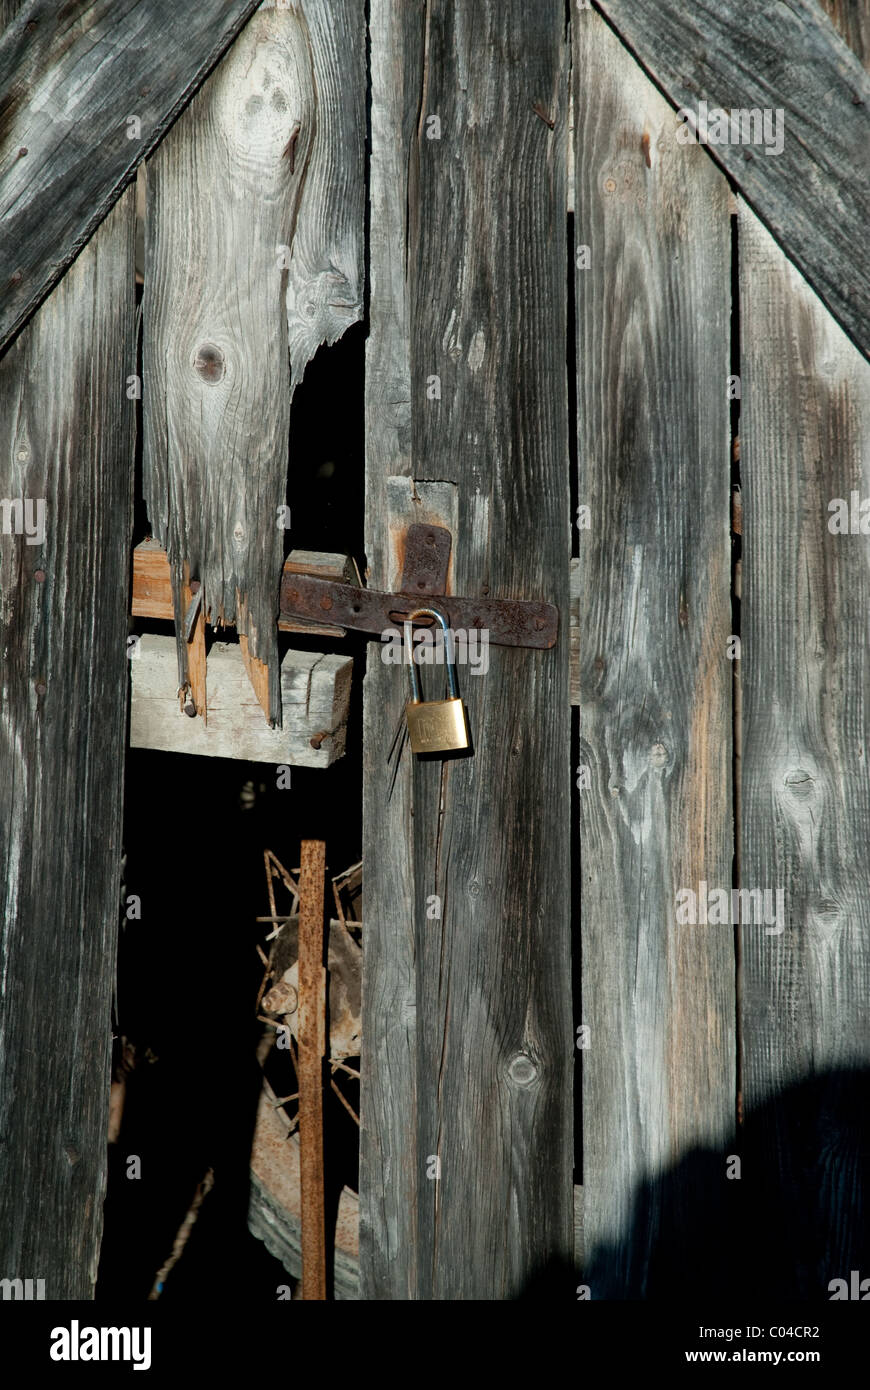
(279, 524), (558, 650)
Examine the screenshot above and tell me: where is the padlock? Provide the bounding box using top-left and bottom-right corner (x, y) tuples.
(404, 607), (470, 754)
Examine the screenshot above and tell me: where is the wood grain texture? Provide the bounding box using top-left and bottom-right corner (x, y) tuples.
(0, 188), (135, 1297)
(359, 473), (456, 1298)
(143, 0), (313, 725)
(0, 0), (261, 352)
(594, 0), (870, 359)
(575, 13), (735, 1298)
(360, 0), (573, 1299)
(143, 0), (363, 726)
(284, 0), (364, 381)
(820, 0), (870, 67)
(738, 202), (870, 1297)
(358, 0), (425, 1302)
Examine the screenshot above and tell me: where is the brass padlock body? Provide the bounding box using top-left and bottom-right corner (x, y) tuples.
(404, 608), (470, 754)
(406, 694), (468, 753)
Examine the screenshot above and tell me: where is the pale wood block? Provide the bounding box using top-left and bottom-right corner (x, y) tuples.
(130, 634), (352, 766)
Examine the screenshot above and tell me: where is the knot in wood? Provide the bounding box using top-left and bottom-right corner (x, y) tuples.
(810, 898), (843, 941)
(507, 1053), (538, 1087)
(783, 768), (815, 802)
(649, 742), (668, 768)
(193, 341), (226, 384)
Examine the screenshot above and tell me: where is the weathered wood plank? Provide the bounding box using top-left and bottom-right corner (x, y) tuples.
(593, 0), (870, 358)
(738, 201), (870, 1297)
(359, 486), (455, 1296)
(358, 0), (424, 1301)
(0, 0), (262, 352)
(143, 1), (313, 726)
(143, 0), (364, 726)
(0, 188), (136, 1297)
(575, 13), (735, 1297)
(361, 0), (573, 1300)
(130, 635), (352, 767)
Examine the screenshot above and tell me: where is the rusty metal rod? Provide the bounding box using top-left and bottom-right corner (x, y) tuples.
(298, 839), (327, 1301)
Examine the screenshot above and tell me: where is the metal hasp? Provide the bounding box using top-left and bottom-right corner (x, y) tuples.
(279, 523), (559, 650)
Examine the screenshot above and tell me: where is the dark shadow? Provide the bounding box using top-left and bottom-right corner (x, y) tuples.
(517, 1066), (870, 1300)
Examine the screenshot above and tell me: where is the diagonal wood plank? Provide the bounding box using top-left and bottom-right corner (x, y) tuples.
(594, 0), (870, 360)
(0, 187), (135, 1297)
(0, 0), (262, 353)
(575, 10), (735, 1298)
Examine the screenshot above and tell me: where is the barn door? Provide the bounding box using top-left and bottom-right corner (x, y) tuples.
(359, 0), (870, 1302)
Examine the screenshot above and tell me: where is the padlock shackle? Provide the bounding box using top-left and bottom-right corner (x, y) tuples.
(403, 606), (459, 701)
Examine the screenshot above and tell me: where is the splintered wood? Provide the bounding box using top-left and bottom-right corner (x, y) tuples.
(142, 0), (364, 724)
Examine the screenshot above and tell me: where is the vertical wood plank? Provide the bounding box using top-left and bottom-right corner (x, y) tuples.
(358, 0), (425, 1301)
(143, 0), (363, 724)
(0, 189), (136, 1297)
(738, 203), (870, 1296)
(361, 0), (573, 1299)
(574, 11), (734, 1297)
